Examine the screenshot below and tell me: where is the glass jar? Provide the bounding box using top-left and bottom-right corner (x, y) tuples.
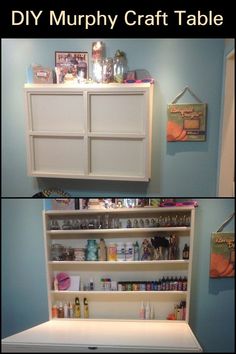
(86, 239), (98, 261)
(92, 60), (103, 83)
(50, 243), (65, 261)
(113, 50), (128, 83)
(102, 57), (113, 83)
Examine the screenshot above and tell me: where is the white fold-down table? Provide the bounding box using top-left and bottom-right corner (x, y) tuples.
(2, 319), (202, 352)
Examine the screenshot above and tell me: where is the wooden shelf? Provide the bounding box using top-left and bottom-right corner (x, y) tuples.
(48, 260), (189, 265)
(45, 206), (194, 216)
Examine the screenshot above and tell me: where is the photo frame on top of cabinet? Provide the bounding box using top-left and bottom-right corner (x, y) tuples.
(55, 51), (88, 83)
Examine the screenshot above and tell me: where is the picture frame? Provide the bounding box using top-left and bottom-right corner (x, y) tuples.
(55, 51), (88, 83)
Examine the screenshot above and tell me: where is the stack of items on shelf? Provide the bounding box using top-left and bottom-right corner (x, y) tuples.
(52, 297), (89, 319)
(50, 237), (190, 262)
(50, 198), (198, 210)
(48, 214), (191, 231)
(167, 301), (186, 321)
(52, 273), (188, 292)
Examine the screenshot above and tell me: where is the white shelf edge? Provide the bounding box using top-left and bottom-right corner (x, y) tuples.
(46, 227), (191, 235)
(48, 260), (189, 265)
(45, 206), (194, 215)
(50, 290), (187, 295)
(50, 318), (187, 323)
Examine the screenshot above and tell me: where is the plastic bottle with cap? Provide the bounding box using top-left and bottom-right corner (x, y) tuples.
(83, 298), (89, 318)
(139, 301), (145, 320)
(75, 297), (81, 318)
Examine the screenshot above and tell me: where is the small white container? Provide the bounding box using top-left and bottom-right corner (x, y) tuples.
(117, 242), (125, 261)
(125, 242), (134, 261)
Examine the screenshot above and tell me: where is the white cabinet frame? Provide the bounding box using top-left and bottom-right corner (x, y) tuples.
(24, 84), (153, 181)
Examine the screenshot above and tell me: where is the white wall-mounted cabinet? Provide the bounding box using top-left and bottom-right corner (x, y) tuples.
(24, 83), (153, 181)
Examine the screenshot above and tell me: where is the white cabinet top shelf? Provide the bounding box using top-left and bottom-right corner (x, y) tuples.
(24, 83), (153, 90)
(45, 206), (194, 215)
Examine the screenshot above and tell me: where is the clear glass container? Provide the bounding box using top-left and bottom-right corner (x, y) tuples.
(102, 58), (113, 83)
(113, 51), (128, 83)
(92, 60), (103, 83)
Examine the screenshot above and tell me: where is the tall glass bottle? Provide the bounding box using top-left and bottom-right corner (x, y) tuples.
(113, 50), (128, 83)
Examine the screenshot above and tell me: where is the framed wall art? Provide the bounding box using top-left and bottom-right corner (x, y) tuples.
(55, 51), (88, 83)
(210, 232), (235, 278)
(167, 87), (207, 142)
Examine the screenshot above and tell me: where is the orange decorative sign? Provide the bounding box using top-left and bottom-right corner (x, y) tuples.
(167, 103), (207, 142)
(210, 232), (235, 278)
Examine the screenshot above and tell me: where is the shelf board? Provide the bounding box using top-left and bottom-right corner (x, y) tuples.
(45, 206), (194, 216)
(48, 260), (189, 265)
(51, 290), (187, 295)
(47, 227), (191, 236)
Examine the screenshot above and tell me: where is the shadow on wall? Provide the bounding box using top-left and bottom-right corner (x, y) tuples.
(35, 178), (150, 197)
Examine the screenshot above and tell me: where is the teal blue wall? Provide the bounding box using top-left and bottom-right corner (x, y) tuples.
(1, 199), (48, 338)
(2, 38), (227, 197)
(2, 198), (235, 352)
(216, 39), (235, 192)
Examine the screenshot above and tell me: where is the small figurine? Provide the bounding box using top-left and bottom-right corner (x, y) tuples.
(139, 219), (144, 228)
(151, 236), (169, 260)
(168, 234), (179, 260)
(140, 239), (154, 261)
(127, 219), (132, 228)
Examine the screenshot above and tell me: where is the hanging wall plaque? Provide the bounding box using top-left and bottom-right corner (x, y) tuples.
(210, 233), (235, 278)
(167, 87), (207, 142)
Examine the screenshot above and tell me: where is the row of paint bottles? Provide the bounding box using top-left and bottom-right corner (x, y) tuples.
(52, 297), (89, 318)
(139, 301), (155, 320)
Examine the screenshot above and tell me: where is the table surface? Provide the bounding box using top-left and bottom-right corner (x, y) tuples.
(2, 319), (202, 351)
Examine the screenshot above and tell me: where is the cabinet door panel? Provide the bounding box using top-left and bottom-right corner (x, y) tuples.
(89, 94), (146, 133)
(32, 137), (84, 173)
(90, 138), (145, 177)
(30, 94), (84, 132)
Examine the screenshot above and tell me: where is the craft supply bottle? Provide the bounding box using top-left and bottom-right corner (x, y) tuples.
(69, 301), (74, 318)
(125, 242), (134, 261)
(182, 244), (189, 259)
(133, 241), (139, 261)
(139, 301), (145, 320)
(64, 302), (68, 318)
(83, 298), (89, 318)
(52, 303), (58, 318)
(98, 238), (107, 261)
(145, 302), (150, 320)
(89, 278), (94, 291)
(75, 297), (81, 318)
(108, 243), (117, 261)
(150, 304), (155, 320)
(58, 302), (64, 318)
(54, 277), (58, 291)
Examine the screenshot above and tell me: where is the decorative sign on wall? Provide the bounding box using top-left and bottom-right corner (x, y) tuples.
(210, 232), (235, 278)
(167, 87), (207, 142)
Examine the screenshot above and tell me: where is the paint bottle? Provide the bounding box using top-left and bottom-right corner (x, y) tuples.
(75, 297), (81, 318)
(145, 302), (150, 320)
(83, 298), (89, 318)
(89, 278), (94, 291)
(133, 241), (140, 261)
(182, 244), (189, 259)
(64, 302), (68, 318)
(58, 302), (64, 318)
(139, 301), (145, 320)
(69, 301), (74, 318)
(54, 277), (58, 291)
(51, 303), (58, 318)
